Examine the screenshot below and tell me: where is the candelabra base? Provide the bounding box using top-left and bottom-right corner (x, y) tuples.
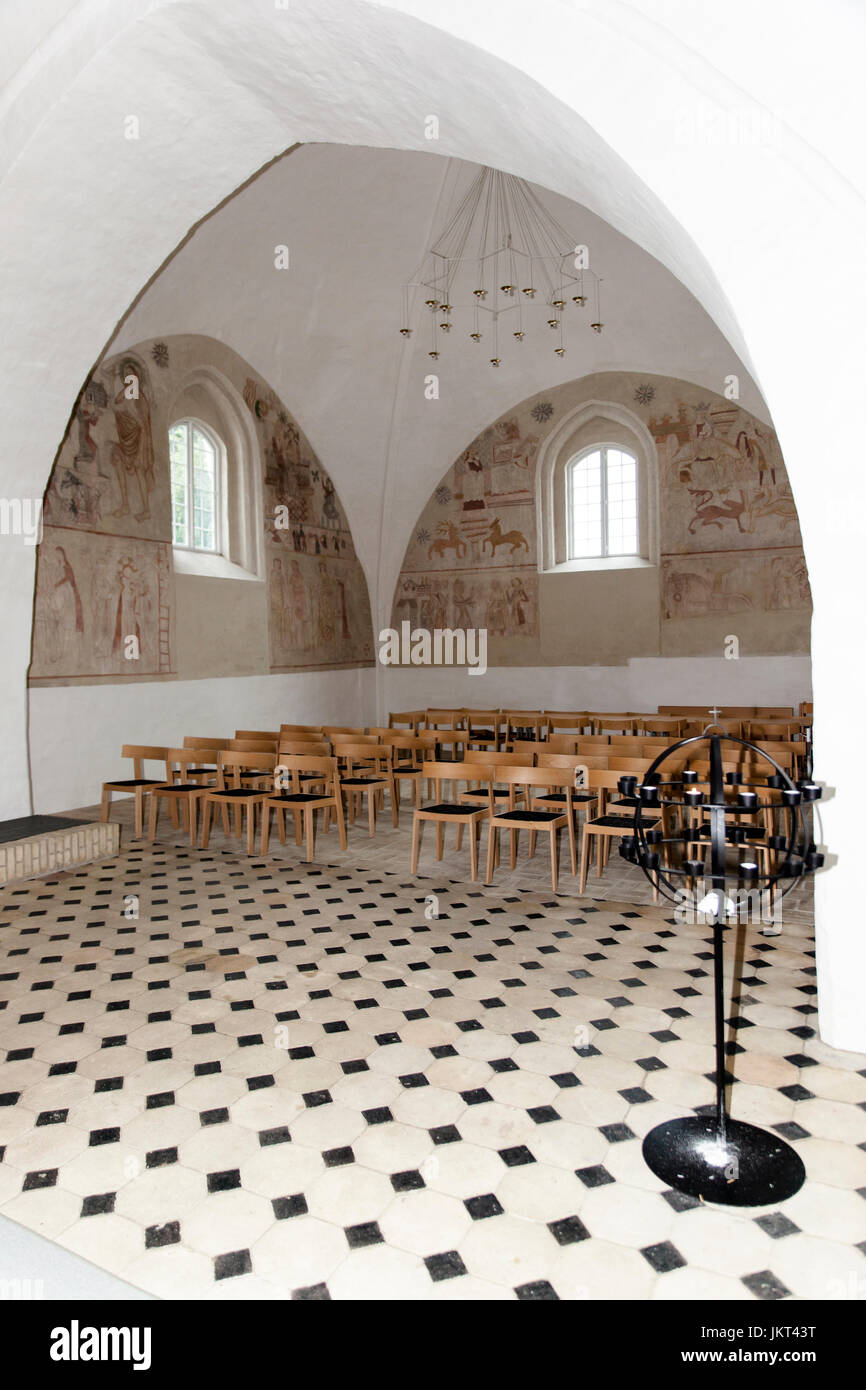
(642, 1115), (805, 1206)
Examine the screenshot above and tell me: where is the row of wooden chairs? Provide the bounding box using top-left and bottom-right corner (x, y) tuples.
(387, 707), (812, 746)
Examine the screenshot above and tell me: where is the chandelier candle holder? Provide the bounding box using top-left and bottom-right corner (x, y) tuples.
(399, 167), (603, 365)
(619, 728), (825, 1206)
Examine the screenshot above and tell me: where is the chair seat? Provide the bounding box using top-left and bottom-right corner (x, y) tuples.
(162, 783), (206, 793)
(394, 765), (421, 774)
(342, 776), (385, 786)
(589, 814), (658, 829)
(267, 792), (326, 804)
(611, 796), (640, 808)
(494, 809), (561, 824)
(537, 792), (596, 804)
(419, 803), (478, 815)
(460, 791), (509, 803)
(105, 778), (163, 788)
(208, 788), (265, 799)
(468, 729), (495, 741)
(185, 766), (216, 774)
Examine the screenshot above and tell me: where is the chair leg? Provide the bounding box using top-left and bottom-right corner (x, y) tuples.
(188, 796), (197, 847)
(147, 791), (159, 842)
(579, 825), (590, 894)
(201, 798), (213, 849)
(246, 804), (257, 854)
(260, 804), (271, 854)
(456, 822), (464, 852)
(567, 814), (577, 877)
(468, 818), (478, 882)
(551, 827), (559, 893)
(485, 825), (496, 885)
(389, 774), (399, 827)
(221, 803), (230, 838)
(304, 806), (316, 862)
(509, 828), (517, 870)
(100, 787), (111, 823)
(277, 808), (286, 845)
(133, 788), (145, 839)
(414, 777), (422, 809)
(169, 797), (180, 830)
(529, 828), (537, 859)
(411, 814), (422, 873)
(368, 791), (376, 837)
(334, 794), (347, 851)
(435, 819), (444, 860)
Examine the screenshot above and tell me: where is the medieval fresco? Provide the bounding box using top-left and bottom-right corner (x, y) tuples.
(392, 372), (810, 657)
(31, 530), (172, 678)
(44, 354), (169, 542)
(30, 336), (374, 682)
(244, 377), (375, 669)
(392, 413), (539, 639)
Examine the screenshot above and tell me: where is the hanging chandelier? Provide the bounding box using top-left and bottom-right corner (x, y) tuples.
(399, 167), (603, 366)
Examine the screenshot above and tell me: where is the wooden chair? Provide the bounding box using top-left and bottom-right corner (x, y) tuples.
(608, 735), (648, 753)
(744, 720), (798, 742)
(235, 729), (279, 740)
(388, 710), (425, 733)
(457, 751), (530, 828)
(546, 734), (581, 755)
(148, 750), (212, 845)
(484, 766), (578, 892)
(592, 714), (637, 735)
(578, 770), (662, 898)
(463, 709), (503, 753)
(100, 745), (169, 839)
(181, 736), (229, 784)
(410, 761), (494, 882)
(381, 732), (437, 808)
(200, 751), (277, 854)
(503, 710), (549, 748)
(528, 752), (604, 853)
(573, 735), (611, 750)
(322, 725), (367, 737)
(280, 724), (325, 736)
(227, 737), (278, 754)
(640, 716), (683, 737)
(546, 712), (591, 736)
(261, 755), (346, 860)
(799, 701), (813, 717)
(335, 742), (398, 835)
(423, 709), (467, 760)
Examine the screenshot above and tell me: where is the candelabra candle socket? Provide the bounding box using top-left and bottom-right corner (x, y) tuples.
(683, 788), (704, 807)
(768, 834), (788, 850)
(738, 861), (760, 881)
(639, 850), (659, 870)
(737, 791), (758, 810)
(618, 775), (638, 797)
(782, 788), (802, 807)
(639, 784), (661, 807)
(685, 859), (704, 878)
(805, 850), (824, 870)
(619, 836), (637, 862)
(682, 827), (702, 843)
(767, 774), (786, 789)
(725, 771), (741, 786)
(645, 829), (663, 845)
(681, 769), (699, 784)
(797, 781), (821, 801)
(727, 826), (747, 845)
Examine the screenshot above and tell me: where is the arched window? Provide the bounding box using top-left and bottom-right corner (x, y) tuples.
(567, 445), (639, 559)
(169, 419), (221, 552)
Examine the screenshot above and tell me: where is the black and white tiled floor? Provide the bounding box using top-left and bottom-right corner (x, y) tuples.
(0, 811), (863, 1301)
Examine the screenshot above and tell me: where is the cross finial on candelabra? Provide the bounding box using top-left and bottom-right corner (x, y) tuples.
(708, 704), (722, 721)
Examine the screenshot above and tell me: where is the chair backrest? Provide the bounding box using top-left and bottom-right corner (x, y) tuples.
(120, 744), (168, 777)
(545, 711), (590, 733)
(463, 750), (532, 781)
(799, 701), (813, 716)
(463, 709), (502, 736)
(173, 746), (223, 772)
(424, 760), (494, 802)
(491, 764), (578, 806)
(608, 735), (646, 752)
(336, 742), (392, 774)
(274, 754), (338, 794)
(164, 748), (210, 780)
(537, 751), (608, 772)
(183, 735), (229, 750)
(745, 720), (798, 740)
(504, 710), (549, 738)
(330, 732), (380, 746)
(640, 716), (683, 736)
(217, 749), (277, 788)
(277, 728), (325, 742)
(279, 738), (330, 757)
(322, 725), (367, 736)
(235, 729), (279, 740)
(510, 737), (545, 757)
(592, 715), (636, 734)
(424, 709), (466, 730)
(585, 768), (644, 794)
(546, 734), (580, 754)
(574, 735), (611, 750)
(381, 732), (435, 765)
(608, 756), (654, 774)
(640, 740), (690, 767)
(388, 710), (425, 731)
(280, 724), (324, 735)
(227, 737), (278, 753)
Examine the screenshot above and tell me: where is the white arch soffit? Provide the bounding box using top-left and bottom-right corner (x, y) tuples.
(2, 0), (866, 1046)
(534, 398), (660, 572)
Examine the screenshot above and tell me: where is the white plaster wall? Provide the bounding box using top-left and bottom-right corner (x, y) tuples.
(381, 655), (812, 721)
(29, 668), (377, 816)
